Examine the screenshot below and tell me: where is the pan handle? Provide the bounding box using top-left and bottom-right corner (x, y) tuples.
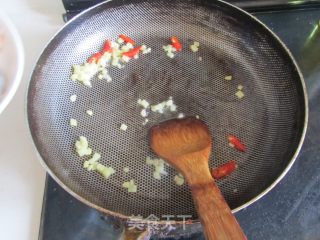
(120, 227), (151, 240)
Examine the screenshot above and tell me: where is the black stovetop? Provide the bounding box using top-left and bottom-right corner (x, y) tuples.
(61, 0), (320, 21)
(39, 3), (320, 240)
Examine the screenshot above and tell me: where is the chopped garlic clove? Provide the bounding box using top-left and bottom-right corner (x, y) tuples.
(137, 99), (150, 108)
(177, 113), (185, 119)
(142, 118), (149, 126)
(117, 38), (124, 44)
(174, 174), (185, 186)
(142, 48), (151, 54)
(88, 152), (101, 164)
(237, 84), (244, 90)
(146, 157), (167, 180)
(123, 167), (130, 173)
(83, 161), (90, 168)
(122, 55), (130, 63)
(225, 75), (232, 81)
(163, 44), (177, 58)
(156, 165), (168, 175)
(190, 45), (199, 52)
(126, 43), (134, 49)
(193, 41), (200, 47)
(97, 58), (108, 68)
(105, 75), (112, 83)
(151, 102), (165, 113)
(235, 90), (245, 99)
(111, 57), (120, 66)
(167, 52), (175, 58)
(84, 161), (98, 171)
(190, 41), (200, 52)
(163, 45), (173, 52)
(146, 156), (153, 165)
(86, 110), (93, 116)
(140, 109), (148, 117)
(120, 123), (128, 131)
(70, 95), (77, 102)
(83, 152), (100, 171)
(128, 185), (137, 193)
(117, 63), (124, 69)
(166, 99), (173, 106)
(70, 74), (78, 81)
(75, 136), (92, 157)
(153, 172), (162, 180)
(123, 180), (137, 193)
(70, 118), (78, 127)
(96, 163), (115, 179)
(111, 41), (120, 48)
(151, 97), (178, 114)
(169, 104), (177, 112)
(71, 63), (98, 87)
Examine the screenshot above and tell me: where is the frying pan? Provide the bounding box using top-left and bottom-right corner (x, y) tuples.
(27, 0), (308, 238)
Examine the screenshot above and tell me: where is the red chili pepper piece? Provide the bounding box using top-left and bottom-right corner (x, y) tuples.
(119, 34), (136, 45)
(102, 40), (112, 53)
(211, 161), (238, 180)
(170, 36), (182, 51)
(87, 52), (102, 63)
(228, 135), (246, 152)
(122, 46), (142, 58)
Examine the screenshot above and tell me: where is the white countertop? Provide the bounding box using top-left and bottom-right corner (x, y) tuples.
(0, 1), (65, 239)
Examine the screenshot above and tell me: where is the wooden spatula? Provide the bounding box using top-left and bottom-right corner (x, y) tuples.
(150, 117), (247, 240)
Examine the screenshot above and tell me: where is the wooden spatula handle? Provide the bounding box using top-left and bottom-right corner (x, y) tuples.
(189, 172), (247, 240)
(150, 118), (246, 239)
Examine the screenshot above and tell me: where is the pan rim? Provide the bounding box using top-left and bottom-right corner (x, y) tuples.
(26, 0), (309, 224)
